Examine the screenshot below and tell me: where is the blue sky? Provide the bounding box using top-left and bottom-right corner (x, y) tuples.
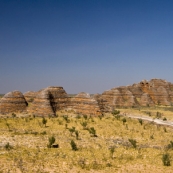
(0, 0), (173, 94)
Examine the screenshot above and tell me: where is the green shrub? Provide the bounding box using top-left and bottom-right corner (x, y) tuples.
(156, 112), (162, 119)
(81, 121), (88, 129)
(128, 139), (137, 148)
(12, 113), (16, 118)
(163, 117), (167, 121)
(47, 136), (55, 148)
(166, 141), (173, 150)
(109, 146), (116, 158)
(40, 131), (47, 135)
(112, 110), (120, 116)
(63, 115), (70, 123)
(75, 130), (79, 140)
(69, 126), (76, 135)
(76, 114), (81, 119)
(42, 117), (47, 127)
(71, 140), (78, 151)
(83, 115), (88, 120)
(162, 153), (171, 166)
(88, 127), (97, 137)
(4, 142), (13, 150)
(138, 118), (143, 125)
(122, 118), (126, 125)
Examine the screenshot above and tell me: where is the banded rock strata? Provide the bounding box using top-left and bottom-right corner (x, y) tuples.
(99, 79), (173, 112)
(0, 91), (28, 114)
(0, 79), (173, 116)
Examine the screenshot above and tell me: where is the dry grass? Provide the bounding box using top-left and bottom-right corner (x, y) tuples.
(0, 108), (173, 172)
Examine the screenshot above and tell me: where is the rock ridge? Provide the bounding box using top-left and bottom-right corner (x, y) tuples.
(0, 78), (173, 116)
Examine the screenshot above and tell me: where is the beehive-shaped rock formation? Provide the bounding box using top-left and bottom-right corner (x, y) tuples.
(24, 91), (37, 103)
(68, 92), (101, 115)
(27, 86), (69, 116)
(0, 91), (28, 114)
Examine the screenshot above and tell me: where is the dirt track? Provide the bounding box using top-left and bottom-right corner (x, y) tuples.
(121, 114), (173, 128)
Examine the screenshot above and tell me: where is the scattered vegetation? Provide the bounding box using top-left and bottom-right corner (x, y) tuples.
(0, 107), (173, 172)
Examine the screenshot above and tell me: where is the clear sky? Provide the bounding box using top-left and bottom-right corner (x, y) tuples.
(0, 0), (173, 94)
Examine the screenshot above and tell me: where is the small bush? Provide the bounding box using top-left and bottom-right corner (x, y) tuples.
(150, 134), (154, 139)
(109, 146), (116, 158)
(47, 136), (55, 148)
(75, 130), (79, 140)
(128, 139), (137, 148)
(89, 127), (97, 137)
(40, 131), (47, 135)
(163, 117), (167, 121)
(42, 117), (47, 127)
(76, 114), (81, 119)
(138, 118), (143, 125)
(69, 127), (76, 135)
(162, 153), (171, 166)
(156, 112), (162, 119)
(12, 113), (16, 118)
(112, 110), (120, 116)
(81, 121), (88, 129)
(83, 115), (88, 120)
(116, 115), (120, 120)
(122, 118), (126, 125)
(71, 140), (78, 151)
(166, 141), (173, 150)
(4, 142), (13, 150)
(63, 115), (70, 123)
(163, 127), (167, 132)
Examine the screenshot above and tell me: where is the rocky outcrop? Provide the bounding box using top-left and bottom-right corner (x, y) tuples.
(139, 79), (171, 105)
(27, 86), (69, 116)
(24, 91), (37, 103)
(1, 78), (173, 116)
(98, 79), (173, 112)
(0, 91), (28, 114)
(67, 92), (101, 115)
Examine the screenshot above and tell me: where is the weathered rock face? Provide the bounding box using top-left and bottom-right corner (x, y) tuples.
(24, 91), (37, 103)
(0, 91), (28, 114)
(67, 92), (101, 115)
(139, 79), (171, 105)
(100, 86), (137, 112)
(99, 79), (173, 111)
(27, 86), (69, 116)
(1, 78), (173, 116)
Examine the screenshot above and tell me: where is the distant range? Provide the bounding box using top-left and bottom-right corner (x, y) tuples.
(0, 79), (173, 116)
